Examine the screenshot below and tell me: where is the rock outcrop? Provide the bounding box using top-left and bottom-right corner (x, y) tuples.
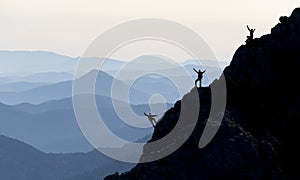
(105, 8), (300, 179)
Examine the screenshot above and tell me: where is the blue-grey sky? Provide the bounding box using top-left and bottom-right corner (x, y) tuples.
(0, 0), (299, 61)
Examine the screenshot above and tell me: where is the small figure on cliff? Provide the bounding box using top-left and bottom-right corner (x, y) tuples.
(246, 25), (255, 44)
(193, 68), (206, 88)
(144, 112), (158, 127)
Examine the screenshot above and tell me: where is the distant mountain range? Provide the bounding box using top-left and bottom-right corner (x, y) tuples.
(0, 51), (227, 106)
(0, 51), (226, 154)
(0, 51), (78, 74)
(0, 72), (73, 85)
(0, 70), (151, 105)
(0, 50), (227, 77)
(0, 135), (134, 180)
(0, 81), (49, 92)
(0, 95), (159, 153)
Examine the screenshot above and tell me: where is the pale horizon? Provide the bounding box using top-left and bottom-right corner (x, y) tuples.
(1, 0), (299, 62)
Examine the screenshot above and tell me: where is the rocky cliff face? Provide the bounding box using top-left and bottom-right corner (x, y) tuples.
(224, 8), (300, 177)
(105, 8), (300, 179)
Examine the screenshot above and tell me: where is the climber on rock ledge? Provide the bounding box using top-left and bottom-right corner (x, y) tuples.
(246, 25), (255, 44)
(193, 68), (206, 88)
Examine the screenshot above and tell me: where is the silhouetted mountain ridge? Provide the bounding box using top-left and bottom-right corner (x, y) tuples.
(105, 7), (300, 179)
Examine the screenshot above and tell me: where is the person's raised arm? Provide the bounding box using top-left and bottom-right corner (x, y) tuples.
(193, 68), (198, 73)
(144, 112), (148, 117)
(247, 25), (250, 31)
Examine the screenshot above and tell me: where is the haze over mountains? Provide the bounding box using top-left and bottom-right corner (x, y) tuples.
(0, 50), (227, 154)
(0, 51), (227, 105)
(0, 43), (227, 179)
(0, 51), (78, 74)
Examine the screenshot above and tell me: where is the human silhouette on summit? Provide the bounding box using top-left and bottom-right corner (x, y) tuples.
(246, 25), (255, 44)
(144, 112), (158, 127)
(193, 68), (206, 88)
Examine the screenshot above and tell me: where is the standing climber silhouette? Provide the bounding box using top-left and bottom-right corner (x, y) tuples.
(144, 112), (158, 127)
(246, 25), (255, 44)
(193, 68), (206, 88)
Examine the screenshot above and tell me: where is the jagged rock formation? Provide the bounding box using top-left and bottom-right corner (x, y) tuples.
(105, 8), (300, 179)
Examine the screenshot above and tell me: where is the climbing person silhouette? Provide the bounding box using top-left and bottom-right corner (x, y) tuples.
(144, 112), (158, 127)
(193, 68), (206, 88)
(246, 25), (255, 44)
